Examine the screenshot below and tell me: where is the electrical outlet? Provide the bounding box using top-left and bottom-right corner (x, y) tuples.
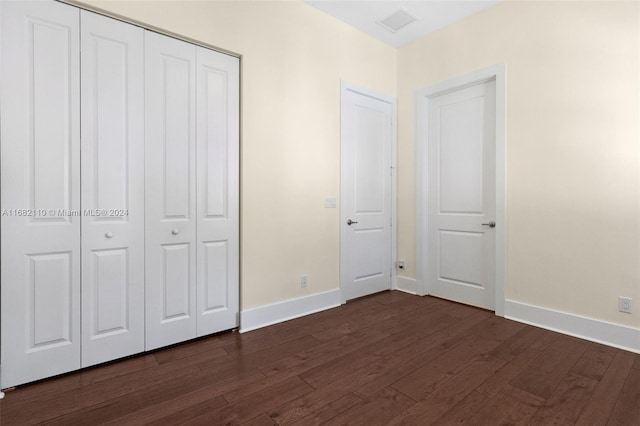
(300, 274), (308, 288)
(397, 260), (405, 270)
(618, 296), (632, 314)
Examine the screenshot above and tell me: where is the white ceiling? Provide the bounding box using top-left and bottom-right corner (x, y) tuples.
(302, 0), (502, 47)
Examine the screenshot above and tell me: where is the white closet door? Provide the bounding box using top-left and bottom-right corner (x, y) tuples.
(145, 31), (198, 350)
(196, 48), (240, 336)
(0, 1), (81, 388)
(80, 11), (145, 367)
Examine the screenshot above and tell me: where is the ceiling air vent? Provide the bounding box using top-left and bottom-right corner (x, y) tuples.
(376, 9), (419, 34)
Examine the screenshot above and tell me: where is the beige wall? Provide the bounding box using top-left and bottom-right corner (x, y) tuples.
(397, 0), (640, 328)
(73, 0), (397, 309)
(71, 0), (639, 330)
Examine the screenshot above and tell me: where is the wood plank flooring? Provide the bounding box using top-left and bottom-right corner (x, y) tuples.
(1, 291), (638, 425)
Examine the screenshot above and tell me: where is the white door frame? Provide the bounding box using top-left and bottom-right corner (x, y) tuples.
(415, 64), (506, 316)
(340, 81), (397, 304)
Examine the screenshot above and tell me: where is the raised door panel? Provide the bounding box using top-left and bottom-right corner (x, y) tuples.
(196, 47), (239, 335)
(80, 10), (145, 368)
(145, 31), (197, 350)
(438, 97), (484, 214)
(28, 253), (74, 348)
(0, 1), (81, 388)
(162, 243), (192, 320)
(90, 249), (129, 334)
(354, 106), (385, 214)
(163, 58), (192, 219)
(202, 241), (229, 313)
(353, 229), (385, 281)
(438, 230), (485, 287)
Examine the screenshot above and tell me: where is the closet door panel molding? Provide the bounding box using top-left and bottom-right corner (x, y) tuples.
(145, 31), (198, 350)
(0, 0), (81, 388)
(80, 10), (145, 367)
(196, 47), (240, 335)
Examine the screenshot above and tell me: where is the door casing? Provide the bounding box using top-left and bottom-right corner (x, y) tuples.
(340, 82), (397, 304)
(415, 64), (506, 316)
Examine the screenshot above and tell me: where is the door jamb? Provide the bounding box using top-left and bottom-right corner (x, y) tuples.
(340, 81), (397, 304)
(415, 64), (506, 316)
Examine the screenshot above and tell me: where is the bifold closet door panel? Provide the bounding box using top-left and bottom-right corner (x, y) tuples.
(0, 1), (81, 388)
(80, 11), (145, 367)
(145, 31), (198, 350)
(196, 48), (240, 336)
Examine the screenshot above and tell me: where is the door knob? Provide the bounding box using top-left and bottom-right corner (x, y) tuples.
(171, 228), (180, 235)
(347, 219), (358, 226)
(481, 221), (496, 228)
(105, 231), (114, 238)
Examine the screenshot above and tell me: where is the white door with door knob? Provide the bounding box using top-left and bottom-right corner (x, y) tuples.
(427, 80), (496, 310)
(340, 84), (395, 302)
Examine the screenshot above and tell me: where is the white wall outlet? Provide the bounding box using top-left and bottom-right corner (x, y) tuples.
(300, 274), (308, 288)
(397, 260), (405, 270)
(618, 296), (632, 314)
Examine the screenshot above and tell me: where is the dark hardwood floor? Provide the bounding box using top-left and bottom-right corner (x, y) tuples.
(1, 291), (639, 425)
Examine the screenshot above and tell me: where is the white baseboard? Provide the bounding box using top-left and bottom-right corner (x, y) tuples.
(505, 299), (640, 354)
(240, 289), (341, 333)
(395, 276), (417, 295)
(239, 290), (639, 354)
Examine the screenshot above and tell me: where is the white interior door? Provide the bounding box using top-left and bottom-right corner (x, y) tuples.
(196, 47), (240, 336)
(427, 80), (496, 310)
(340, 84), (394, 302)
(0, 1), (81, 388)
(80, 11), (145, 367)
(145, 31), (197, 350)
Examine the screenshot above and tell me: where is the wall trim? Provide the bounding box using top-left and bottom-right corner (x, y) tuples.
(505, 299), (640, 354)
(396, 277), (418, 295)
(240, 289), (341, 333)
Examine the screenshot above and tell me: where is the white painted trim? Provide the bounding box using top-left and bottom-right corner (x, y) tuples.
(340, 81), (397, 304)
(239, 289), (341, 333)
(505, 300), (640, 354)
(415, 63), (506, 316)
(395, 277), (418, 295)
(391, 98), (398, 293)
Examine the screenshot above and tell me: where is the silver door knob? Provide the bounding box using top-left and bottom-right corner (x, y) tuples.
(105, 231), (114, 238)
(171, 228), (180, 235)
(347, 219), (358, 226)
(481, 221), (496, 228)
